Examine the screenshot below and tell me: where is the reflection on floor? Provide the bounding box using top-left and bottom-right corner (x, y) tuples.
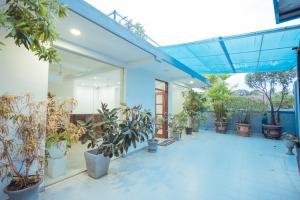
(41, 130), (300, 200)
(45, 143), (88, 186)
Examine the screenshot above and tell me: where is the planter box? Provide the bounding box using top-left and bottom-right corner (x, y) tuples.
(263, 124), (282, 139)
(215, 121), (228, 133)
(236, 123), (251, 137)
(84, 149), (110, 179)
(47, 156), (67, 178)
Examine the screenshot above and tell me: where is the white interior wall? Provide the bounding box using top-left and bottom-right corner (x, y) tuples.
(172, 84), (188, 115)
(48, 70), (121, 114)
(0, 33), (49, 200)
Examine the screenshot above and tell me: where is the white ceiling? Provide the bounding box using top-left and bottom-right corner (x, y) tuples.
(54, 10), (195, 83)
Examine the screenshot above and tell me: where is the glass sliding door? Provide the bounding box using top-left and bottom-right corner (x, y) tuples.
(46, 49), (122, 185)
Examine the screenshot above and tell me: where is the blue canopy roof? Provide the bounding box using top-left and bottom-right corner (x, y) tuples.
(161, 25), (300, 74)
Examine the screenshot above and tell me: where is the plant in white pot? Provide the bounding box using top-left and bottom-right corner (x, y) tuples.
(79, 103), (148, 178)
(0, 95), (46, 200)
(46, 94), (85, 178)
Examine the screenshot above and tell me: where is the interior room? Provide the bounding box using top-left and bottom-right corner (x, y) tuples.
(46, 48), (123, 185)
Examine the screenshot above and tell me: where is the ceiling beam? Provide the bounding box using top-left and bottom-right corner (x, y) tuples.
(219, 37), (236, 73)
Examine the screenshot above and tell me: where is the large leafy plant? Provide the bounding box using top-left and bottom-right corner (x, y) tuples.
(246, 70), (296, 125)
(228, 96), (267, 124)
(207, 75), (232, 122)
(80, 103), (153, 158)
(0, 95), (46, 191)
(182, 90), (207, 128)
(46, 93), (85, 149)
(0, 0), (67, 63)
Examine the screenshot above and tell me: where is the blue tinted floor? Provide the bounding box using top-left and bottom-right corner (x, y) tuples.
(41, 131), (300, 200)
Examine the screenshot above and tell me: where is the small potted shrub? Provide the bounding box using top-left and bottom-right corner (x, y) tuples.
(246, 71), (296, 139)
(282, 133), (299, 155)
(140, 110), (158, 153)
(79, 103), (149, 178)
(183, 90), (207, 134)
(46, 94), (85, 178)
(0, 95), (46, 200)
(228, 96), (267, 137)
(168, 115), (181, 140)
(207, 75), (232, 134)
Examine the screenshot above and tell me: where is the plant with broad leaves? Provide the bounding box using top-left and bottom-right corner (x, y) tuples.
(79, 103), (153, 158)
(0, 0), (67, 63)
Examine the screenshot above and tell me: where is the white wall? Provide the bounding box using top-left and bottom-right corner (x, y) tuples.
(125, 68), (156, 113)
(172, 84), (187, 115)
(0, 33), (49, 200)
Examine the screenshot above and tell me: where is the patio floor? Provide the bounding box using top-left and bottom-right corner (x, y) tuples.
(40, 130), (300, 200)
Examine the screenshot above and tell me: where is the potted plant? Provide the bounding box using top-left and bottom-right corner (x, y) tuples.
(282, 133), (299, 155)
(246, 71), (296, 139)
(0, 95), (46, 200)
(79, 103), (149, 178)
(207, 75), (232, 134)
(228, 96), (267, 137)
(167, 115), (181, 140)
(140, 109), (158, 153)
(182, 90), (207, 134)
(46, 93), (85, 178)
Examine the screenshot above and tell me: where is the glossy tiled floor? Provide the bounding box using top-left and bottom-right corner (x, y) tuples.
(41, 131), (300, 200)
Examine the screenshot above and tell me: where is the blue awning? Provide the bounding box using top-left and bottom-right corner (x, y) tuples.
(161, 25), (300, 74)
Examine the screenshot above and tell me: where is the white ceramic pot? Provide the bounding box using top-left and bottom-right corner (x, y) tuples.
(47, 140), (67, 159)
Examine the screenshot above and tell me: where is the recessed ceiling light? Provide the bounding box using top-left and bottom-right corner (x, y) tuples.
(93, 77), (97, 80)
(70, 28), (81, 36)
(190, 80), (194, 84)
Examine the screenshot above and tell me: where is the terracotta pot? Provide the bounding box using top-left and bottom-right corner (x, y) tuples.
(215, 121), (228, 133)
(262, 124), (282, 139)
(236, 123), (251, 137)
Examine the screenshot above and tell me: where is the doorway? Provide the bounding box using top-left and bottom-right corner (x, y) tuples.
(155, 80), (168, 138)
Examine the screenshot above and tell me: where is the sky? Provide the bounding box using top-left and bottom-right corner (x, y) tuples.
(84, 0), (300, 90)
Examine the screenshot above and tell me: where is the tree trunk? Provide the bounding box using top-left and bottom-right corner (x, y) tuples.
(270, 103), (276, 125)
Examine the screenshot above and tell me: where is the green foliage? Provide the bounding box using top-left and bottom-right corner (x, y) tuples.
(272, 93), (294, 109)
(80, 103), (154, 158)
(207, 75), (232, 122)
(206, 74), (231, 85)
(182, 90), (207, 127)
(228, 96), (267, 124)
(0, 0), (67, 63)
(133, 22), (146, 38)
(245, 70), (296, 124)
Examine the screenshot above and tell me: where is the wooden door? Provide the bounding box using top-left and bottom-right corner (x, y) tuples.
(155, 80), (168, 138)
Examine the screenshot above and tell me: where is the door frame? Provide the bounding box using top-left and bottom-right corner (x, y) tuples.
(155, 79), (169, 138)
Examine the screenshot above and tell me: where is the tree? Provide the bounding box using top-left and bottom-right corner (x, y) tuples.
(207, 75), (232, 122)
(245, 70), (296, 125)
(182, 90), (207, 129)
(0, 0), (67, 63)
